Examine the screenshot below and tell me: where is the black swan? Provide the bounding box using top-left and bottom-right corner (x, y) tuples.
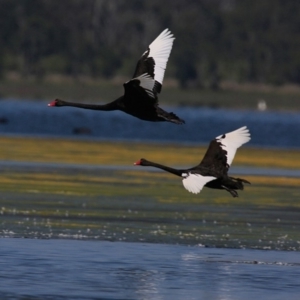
(134, 126), (251, 197)
(48, 29), (184, 125)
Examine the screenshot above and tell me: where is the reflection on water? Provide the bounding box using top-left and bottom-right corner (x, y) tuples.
(0, 238), (300, 300)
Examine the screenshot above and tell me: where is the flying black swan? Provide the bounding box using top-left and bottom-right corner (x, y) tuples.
(48, 29), (184, 125)
(134, 126), (251, 197)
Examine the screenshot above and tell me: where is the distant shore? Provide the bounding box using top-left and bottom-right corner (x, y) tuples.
(1, 74), (300, 111)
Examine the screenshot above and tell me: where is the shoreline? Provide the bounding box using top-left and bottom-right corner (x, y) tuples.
(1, 76), (300, 111)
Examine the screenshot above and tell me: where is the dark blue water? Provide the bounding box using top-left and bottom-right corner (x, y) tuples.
(0, 99), (300, 148)
(0, 238), (300, 300)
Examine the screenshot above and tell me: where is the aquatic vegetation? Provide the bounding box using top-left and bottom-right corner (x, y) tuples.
(0, 136), (299, 250)
(0, 167), (300, 250)
(0, 136), (300, 169)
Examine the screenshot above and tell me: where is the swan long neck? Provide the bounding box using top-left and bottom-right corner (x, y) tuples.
(59, 99), (120, 111)
(144, 160), (182, 177)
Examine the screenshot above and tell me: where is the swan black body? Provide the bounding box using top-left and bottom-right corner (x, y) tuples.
(134, 127), (251, 197)
(49, 29), (184, 125)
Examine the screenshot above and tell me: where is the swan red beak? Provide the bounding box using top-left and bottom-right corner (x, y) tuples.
(134, 160), (141, 165)
(48, 100), (57, 107)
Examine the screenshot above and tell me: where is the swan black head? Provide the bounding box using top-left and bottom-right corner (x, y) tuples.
(134, 158), (149, 166)
(48, 99), (65, 107)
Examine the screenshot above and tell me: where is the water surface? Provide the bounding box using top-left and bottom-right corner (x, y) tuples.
(1, 238), (300, 300)
(1, 99), (300, 148)
(1, 99), (300, 299)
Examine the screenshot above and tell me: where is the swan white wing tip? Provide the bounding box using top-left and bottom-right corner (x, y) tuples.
(133, 73), (155, 98)
(215, 126), (251, 166)
(148, 29), (175, 85)
(182, 174), (215, 194)
(216, 126), (251, 145)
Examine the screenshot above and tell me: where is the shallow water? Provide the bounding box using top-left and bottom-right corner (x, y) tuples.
(0, 238), (299, 300)
(1, 159), (300, 251)
(1, 159), (300, 177)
